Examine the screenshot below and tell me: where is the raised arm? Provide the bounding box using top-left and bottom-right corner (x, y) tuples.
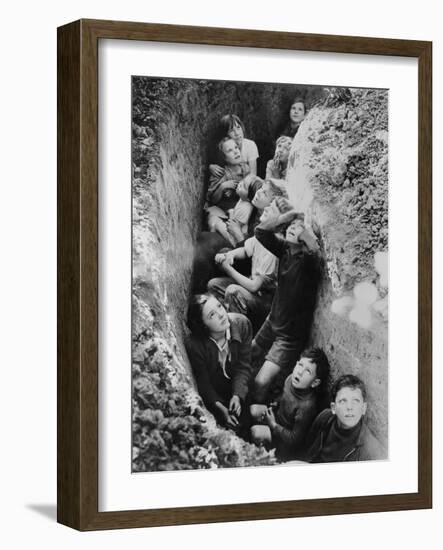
(254, 200), (290, 257)
(254, 226), (286, 258)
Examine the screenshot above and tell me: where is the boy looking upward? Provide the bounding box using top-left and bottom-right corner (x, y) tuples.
(303, 374), (385, 462)
(252, 198), (320, 403)
(250, 348), (330, 461)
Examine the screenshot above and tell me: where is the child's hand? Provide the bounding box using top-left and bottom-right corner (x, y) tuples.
(264, 407), (277, 430)
(300, 228), (319, 252)
(224, 251), (235, 266)
(209, 164), (225, 178)
(229, 395), (242, 417)
(215, 253), (226, 264)
(219, 404), (239, 429)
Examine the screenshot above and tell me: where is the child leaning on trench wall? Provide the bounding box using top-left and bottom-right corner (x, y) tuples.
(185, 294), (253, 433)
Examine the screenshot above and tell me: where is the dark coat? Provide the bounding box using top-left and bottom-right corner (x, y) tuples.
(303, 409), (386, 462)
(255, 228), (320, 341)
(185, 313), (253, 412)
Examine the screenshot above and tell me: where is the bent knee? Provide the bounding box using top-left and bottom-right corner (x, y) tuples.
(207, 278), (217, 292)
(251, 425), (272, 446)
(225, 284), (243, 297)
(250, 404), (267, 421)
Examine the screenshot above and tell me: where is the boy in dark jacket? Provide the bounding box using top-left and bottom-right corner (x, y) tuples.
(303, 374), (385, 462)
(252, 198), (320, 403)
(249, 348), (330, 461)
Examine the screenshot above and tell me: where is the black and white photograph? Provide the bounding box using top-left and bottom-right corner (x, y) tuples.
(131, 77), (389, 473)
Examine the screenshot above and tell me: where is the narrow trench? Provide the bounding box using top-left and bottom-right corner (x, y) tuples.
(132, 77), (388, 472)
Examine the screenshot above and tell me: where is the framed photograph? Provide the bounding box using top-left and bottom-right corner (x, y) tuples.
(57, 19), (432, 530)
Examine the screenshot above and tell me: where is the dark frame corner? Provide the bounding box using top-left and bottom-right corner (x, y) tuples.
(57, 19), (432, 531)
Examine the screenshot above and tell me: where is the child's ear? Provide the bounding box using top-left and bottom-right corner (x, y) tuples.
(331, 402), (336, 414)
(311, 378), (321, 389)
(362, 402), (368, 416)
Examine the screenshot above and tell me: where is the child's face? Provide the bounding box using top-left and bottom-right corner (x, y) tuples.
(331, 387), (367, 429)
(275, 141), (291, 164)
(291, 357), (319, 390)
(222, 139), (242, 165)
(252, 182), (273, 209)
(285, 219), (305, 243)
(289, 102), (306, 124)
(228, 121), (244, 144)
(201, 297), (230, 335)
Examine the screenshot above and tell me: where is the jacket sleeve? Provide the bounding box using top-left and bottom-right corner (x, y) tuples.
(254, 227), (286, 258)
(301, 408), (332, 458)
(185, 338), (224, 408)
(207, 170), (238, 206)
(231, 316), (253, 401)
(273, 403), (318, 450)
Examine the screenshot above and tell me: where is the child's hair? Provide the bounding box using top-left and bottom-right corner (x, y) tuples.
(331, 374), (367, 402)
(301, 348), (330, 388)
(266, 178), (289, 200)
(275, 135), (293, 150)
(301, 347), (331, 411)
(187, 293), (217, 338)
(290, 96), (307, 113)
(219, 114), (245, 137)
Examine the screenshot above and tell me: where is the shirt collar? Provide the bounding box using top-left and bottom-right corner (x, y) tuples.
(209, 326), (231, 350)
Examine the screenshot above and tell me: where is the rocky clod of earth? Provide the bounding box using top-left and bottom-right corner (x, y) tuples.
(131, 79), (389, 471)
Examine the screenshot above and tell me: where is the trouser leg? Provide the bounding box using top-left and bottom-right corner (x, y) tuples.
(207, 276), (234, 303)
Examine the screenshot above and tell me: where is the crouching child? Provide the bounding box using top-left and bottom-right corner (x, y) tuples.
(303, 374), (385, 462)
(249, 348), (330, 461)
